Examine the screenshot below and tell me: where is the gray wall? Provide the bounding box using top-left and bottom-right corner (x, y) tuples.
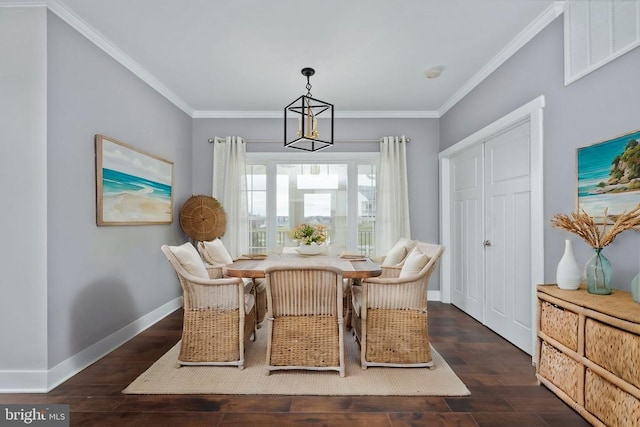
(0, 6), (48, 381)
(47, 12), (192, 367)
(192, 117), (442, 288)
(440, 17), (640, 290)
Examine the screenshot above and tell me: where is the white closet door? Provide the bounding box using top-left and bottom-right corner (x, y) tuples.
(450, 144), (484, 322)
(483, 121), (532, 354)
(440, 96), (544, 358)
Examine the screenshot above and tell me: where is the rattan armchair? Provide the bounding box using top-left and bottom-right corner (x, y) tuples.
(351, 242), (444, 369)
(161, 244), (256, 369)
(197, 240), (268, 329)
(264, 265), (346, 377)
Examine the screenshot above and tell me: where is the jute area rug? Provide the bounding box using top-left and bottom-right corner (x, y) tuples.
(123, 326), (470, 396)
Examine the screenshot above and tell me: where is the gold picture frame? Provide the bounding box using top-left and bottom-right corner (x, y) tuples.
(95, 134), (174, 225)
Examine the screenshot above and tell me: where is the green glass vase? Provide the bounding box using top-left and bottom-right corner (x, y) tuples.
(585, 248), (612, 295)
(631, 274), (640, 304)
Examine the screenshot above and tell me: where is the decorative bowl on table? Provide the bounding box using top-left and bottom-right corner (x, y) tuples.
(295, 243), (325, 256)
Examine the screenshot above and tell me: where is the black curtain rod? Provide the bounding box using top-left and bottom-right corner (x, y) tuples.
(208, 137), (410, 143)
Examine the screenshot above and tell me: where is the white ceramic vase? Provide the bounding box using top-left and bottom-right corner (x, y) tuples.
(556, 239), (582, 290)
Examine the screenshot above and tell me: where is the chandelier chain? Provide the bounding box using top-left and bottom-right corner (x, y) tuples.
(306, 77), (312, 98)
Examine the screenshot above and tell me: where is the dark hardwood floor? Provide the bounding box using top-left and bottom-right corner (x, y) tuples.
(0, 302), (590, 427)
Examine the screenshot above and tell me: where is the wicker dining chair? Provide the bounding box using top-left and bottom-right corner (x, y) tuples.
(197, 240), (267, 328)
(351, 242), (444, 369)
(161, 243), (256, 369)
(264, 265), (346, 377)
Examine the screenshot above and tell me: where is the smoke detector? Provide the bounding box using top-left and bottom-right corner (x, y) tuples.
(425, 67), (443, 79)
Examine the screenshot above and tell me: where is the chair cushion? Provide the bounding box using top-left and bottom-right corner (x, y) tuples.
(243, 279), (254, 295)
(254, 278), (267, 293)
(399, 246), (431, 278)
(245, 293), (255, 314)
(351, 285), (362, 316)
(205, 265), (223, 279)
(201, 239), (234, 265)
(168, 242), (209, 279)
(382, 237), (414, 266)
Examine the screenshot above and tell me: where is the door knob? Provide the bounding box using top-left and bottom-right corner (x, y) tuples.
(483, 240), (492, 247)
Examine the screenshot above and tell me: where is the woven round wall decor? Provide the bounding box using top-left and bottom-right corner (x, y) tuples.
(179, 195), (227, 242)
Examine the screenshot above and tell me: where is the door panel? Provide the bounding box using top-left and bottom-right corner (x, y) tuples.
(484, 121), (532, 354)
(486, 194), (507, 318)
(513, 191), (532, 330)
(450, 145), (484, 321)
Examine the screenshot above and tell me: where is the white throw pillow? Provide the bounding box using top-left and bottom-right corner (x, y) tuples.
(168, 242), (209, 279)
(399, 246), (431, 278)
(382, 237), (412, 266)
(202, 239), (234, 265)
(245, 293), (255, 314)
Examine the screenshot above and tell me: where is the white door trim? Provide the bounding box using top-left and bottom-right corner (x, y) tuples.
(439, 95), (545, 355)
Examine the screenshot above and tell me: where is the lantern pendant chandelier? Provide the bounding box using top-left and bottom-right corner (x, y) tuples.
(284, 67), (334, 152)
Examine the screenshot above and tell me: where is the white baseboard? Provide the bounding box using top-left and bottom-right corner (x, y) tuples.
(427, 290), (441, 301)
(0, 297), (182, 393)
(0, 370), (48, 393)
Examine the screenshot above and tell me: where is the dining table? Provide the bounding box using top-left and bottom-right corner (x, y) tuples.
(223, 251), (381, 329)
(222, 252), (382, 280)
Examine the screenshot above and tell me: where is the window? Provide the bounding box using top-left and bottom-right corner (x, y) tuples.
(246, 152), (378, 255)
(246, 164), (267, 250)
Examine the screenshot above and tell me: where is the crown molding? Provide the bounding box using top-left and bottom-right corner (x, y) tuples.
(336, 110), (439, 119)
(20, 0), (564, 120)
(192, 111), (281, 119)
(42, 0), (437, 120)
(0, 0), (46, 6)
(438, 1), (565, 117)
(46, 0), (194, 117)
(193, 110), (439, 119)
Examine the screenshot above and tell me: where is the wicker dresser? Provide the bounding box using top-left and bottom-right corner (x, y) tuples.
(536, 285), (640, 426)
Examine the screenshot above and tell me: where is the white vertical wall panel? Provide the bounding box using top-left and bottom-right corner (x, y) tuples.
(565, 0), (640, 84)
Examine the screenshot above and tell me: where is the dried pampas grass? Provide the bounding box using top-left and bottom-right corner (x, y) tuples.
(551, 204), (640, 248)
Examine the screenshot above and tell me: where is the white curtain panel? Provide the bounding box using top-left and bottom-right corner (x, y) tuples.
(212, 136), (249, 258)
(374, 135), (411, 257)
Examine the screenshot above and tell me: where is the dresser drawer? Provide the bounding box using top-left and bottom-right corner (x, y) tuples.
(585, 318), (640, 390)
(539, 300), (579, 351)
(538, 341), (581, 402)
(585, 369), (640, 427)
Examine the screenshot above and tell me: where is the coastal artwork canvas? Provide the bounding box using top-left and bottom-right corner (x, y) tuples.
(96, 135), (174, 225)
(577, 130), (640, 219)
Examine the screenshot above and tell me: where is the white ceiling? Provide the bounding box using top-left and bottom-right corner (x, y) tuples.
(45, 0), (561, 117)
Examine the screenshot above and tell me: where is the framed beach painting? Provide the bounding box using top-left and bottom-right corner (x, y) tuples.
(577, 130), (640, 219)
(95, 134), (174, 225)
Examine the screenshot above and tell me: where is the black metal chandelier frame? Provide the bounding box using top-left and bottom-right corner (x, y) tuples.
(284, 68), (334, 152)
